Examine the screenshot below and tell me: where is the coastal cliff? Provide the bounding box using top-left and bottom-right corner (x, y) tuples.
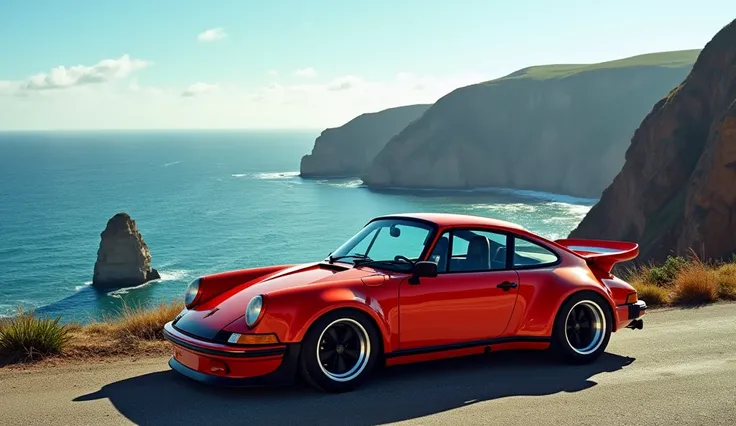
(92, 213), (160, 288)
(361, 50), (699, 198)
(300, 104), (430, 177)
(569, 19), (736, 264)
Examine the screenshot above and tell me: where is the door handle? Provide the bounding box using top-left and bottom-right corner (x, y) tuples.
(497, 281), (518, 291)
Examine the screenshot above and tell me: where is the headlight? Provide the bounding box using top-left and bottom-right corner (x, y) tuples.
(245, 295), (264, 327)
(184, 278), (201, 308)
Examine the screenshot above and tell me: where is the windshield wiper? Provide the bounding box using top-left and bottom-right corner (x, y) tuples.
(327, 254), (372, 264)
(353, 258), (414, 269)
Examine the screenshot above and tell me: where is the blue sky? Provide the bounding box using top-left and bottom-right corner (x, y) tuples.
(0, 0), (734, 130)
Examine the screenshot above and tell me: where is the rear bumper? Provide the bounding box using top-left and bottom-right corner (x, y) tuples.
(615, 300), (647, 330)
(627, 300), (647, 319)
(163, 321), (301, 387)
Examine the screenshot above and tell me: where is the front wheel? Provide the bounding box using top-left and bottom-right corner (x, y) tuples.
(550, 292), (612, 364)
(298, 310), (380, 392)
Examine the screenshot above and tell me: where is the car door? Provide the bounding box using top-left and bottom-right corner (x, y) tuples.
(398, 228), (521, 350)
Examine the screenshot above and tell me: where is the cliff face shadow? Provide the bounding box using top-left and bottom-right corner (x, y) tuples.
(74, 351), (634, 426)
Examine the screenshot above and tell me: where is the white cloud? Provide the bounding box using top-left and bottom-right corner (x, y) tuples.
(19, 55), (149, 91)
(198, 28), (226, 42)
(294, 67), (317, 78)
(326, 75), (363, 91)
(0, 71), (487, 130)
(249, 72), (486, 127)
(181, 82), (219, 97)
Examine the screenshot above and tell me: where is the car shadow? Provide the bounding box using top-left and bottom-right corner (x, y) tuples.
(74, 351), (635, 426)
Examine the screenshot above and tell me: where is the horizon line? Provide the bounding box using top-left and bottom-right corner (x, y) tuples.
(0, 127), (325, 133)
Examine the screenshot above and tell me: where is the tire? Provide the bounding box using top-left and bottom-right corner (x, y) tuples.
(550, 292), (613, 364)
(298, 309), (381, 392)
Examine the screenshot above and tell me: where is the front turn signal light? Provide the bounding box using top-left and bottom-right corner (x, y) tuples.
(625, 291), (638, 304)
(209, 360), (229, 375)
(227, 333), (279, 345)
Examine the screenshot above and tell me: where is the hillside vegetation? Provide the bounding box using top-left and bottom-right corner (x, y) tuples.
(0, 302), (182, 366)
(498, 50), (700, 80)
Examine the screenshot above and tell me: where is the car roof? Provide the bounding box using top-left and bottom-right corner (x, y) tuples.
(373, 212), (527, 231)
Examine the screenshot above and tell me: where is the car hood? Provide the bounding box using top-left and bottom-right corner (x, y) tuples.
(173, 262), (389, 340)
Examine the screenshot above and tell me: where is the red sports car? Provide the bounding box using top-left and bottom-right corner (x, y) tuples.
(163, 213), (647, 392)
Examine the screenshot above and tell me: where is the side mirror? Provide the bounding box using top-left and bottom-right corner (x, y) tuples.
(408, 261), (438, 284)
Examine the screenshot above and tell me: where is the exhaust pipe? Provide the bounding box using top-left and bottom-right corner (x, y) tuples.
(627, 319), (643, 330)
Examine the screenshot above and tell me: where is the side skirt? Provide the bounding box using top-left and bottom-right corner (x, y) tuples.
(385, 336), (551, 359)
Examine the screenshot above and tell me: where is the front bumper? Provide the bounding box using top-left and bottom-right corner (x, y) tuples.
(615, 300), (647, 330)
(163, 321), (301, 387)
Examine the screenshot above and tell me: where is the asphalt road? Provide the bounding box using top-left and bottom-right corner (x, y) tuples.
(1, 302), (735, 426)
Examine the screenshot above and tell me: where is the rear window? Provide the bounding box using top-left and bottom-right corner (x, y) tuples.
(513, 238), (559, 268)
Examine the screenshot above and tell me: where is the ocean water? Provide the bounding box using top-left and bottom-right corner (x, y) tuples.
(0, 130), (597, 322)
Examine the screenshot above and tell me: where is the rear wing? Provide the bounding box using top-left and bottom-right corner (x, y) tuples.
(553, 238), (639, 274)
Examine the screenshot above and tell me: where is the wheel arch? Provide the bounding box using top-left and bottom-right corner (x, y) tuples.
(295, 304), (390, 354)
(554, 288), (617, 332)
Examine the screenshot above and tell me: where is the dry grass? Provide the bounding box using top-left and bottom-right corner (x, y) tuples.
(625, 251), (736, 307)
(0, 301), (182, 367)
(670, 261), (719, 305)
(630, 279), (671, 307)
(96, 302), (184, 341)
(714, 263), (736, 300)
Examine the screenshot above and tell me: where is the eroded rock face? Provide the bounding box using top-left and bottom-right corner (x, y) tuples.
(361, 51), (698, 198)
(569, 19), (736, 264)
(300, 104), (430, 178)
(92, 213), (160, 288)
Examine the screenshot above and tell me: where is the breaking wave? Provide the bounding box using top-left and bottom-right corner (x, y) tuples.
(231, 171), (300, 180)
(75, 281), (93, 291)
(373, 185), (599, 205)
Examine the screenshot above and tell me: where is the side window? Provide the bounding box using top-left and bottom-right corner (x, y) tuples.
(428, 232), (450, 272)
(448, 229), (508, 272)
(513, 237), (559, 268)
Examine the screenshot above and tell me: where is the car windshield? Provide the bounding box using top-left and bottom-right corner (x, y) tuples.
(327, 218), (435, 270)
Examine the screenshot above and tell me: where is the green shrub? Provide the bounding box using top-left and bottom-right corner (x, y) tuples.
(645, 255), (689, 285)
(0, 309), (72, 363)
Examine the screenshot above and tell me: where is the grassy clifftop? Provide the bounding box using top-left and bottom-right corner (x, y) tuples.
(497, 50), (701, 81)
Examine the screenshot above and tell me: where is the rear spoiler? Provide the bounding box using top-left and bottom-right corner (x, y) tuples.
(553, 238), (639, 274)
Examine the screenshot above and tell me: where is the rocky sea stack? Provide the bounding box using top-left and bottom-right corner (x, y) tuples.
(569, 19), (736, 264)
(92, 213), (160, 289)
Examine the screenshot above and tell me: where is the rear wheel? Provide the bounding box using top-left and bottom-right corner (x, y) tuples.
(298, 310), (380, 392)
(551, 292), (612, 364)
